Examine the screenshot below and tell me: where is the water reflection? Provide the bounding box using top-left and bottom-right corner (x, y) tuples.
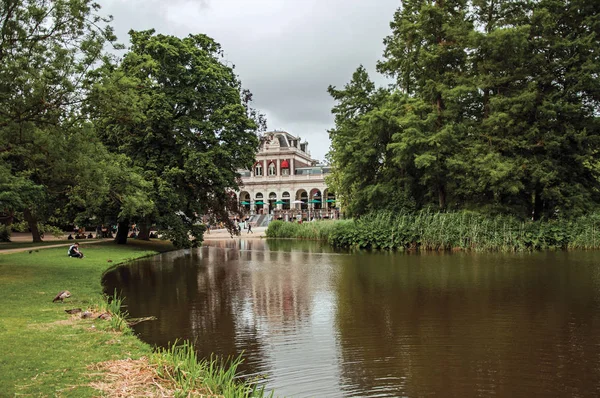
(334, 251), (600, 397)
(103, 241), (600, 397)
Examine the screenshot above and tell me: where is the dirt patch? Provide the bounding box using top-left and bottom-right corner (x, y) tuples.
(89, 357), (219, 397)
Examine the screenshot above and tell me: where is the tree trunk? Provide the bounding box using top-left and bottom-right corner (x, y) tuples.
(115, 219), (129, 245)
(532, 189), (543, 221)
(138, 221), (150, 241)
(483, 89), (490, 119)
(438, 183), (447, 210)
(23, 208), (42, 242)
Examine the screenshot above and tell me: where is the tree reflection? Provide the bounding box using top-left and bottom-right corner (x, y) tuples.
(102, 248), (268, 376)
(334, 252), (600, 396)
(103, 246), (600, 396)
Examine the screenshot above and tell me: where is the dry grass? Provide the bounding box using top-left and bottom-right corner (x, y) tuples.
(89, 357), (220, 398)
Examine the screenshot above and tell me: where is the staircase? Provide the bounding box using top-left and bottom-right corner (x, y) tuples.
(248, 214), (273, 228)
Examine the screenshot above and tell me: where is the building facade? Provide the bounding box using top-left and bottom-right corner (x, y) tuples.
(235, 130), (338, 221)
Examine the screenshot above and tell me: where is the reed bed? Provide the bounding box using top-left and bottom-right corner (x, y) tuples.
(266, 211), (600, 252)
(151, 341), (269, 397)
(265, 219), (348, 240)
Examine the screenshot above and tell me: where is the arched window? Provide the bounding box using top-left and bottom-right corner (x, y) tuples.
(268, 162), (276, 176)
(255, 163), (263, 176)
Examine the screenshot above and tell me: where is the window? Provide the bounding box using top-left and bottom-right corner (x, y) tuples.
(255, 163), (263, 176)
(268, 162), (276, 176)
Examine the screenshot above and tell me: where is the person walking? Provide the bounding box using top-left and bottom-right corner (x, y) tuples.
(247, 223), (253, 234)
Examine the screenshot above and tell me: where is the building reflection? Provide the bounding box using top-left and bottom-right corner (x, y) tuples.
(102, 240), (330, 381)
(204, 239), (320, 330)
(104, 245), (600, 396)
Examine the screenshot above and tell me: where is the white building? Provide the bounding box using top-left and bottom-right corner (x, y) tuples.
(236, 130), (338, 221)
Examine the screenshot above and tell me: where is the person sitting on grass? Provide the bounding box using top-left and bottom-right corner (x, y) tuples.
(68, 242), (84, 258)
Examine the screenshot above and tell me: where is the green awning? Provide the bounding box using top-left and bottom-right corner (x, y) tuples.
(255, 201), (264, 205)
(309, 199), (321, 203)
(275, 200), (286, 204)
(240, 201), (250, 205)
(326, 199), (336, 203)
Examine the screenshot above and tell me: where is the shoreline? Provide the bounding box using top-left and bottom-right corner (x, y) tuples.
(0, 239), (262, 396)
(203, 226), (267, 240)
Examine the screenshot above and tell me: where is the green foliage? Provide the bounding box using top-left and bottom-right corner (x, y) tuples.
(152, 340), (269, 397)
(266, 220), (347, 240)
(101, 290), (132, 334)
(90, 30), (261, 247)
(267, 211), (600, 252)
(328, 0), (600, 219)
(0, 224), (10, 242)
(0, 0), (136, 241)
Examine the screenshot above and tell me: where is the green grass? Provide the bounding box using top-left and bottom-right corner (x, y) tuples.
(0, 239), (268, 397)
(152, 341), (271, 397)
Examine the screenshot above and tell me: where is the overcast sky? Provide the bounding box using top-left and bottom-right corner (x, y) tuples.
(101, 0), (400, 162)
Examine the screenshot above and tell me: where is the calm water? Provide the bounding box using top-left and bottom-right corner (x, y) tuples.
(102, 239), (600, 397)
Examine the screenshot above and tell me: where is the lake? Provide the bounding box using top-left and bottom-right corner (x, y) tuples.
(102, 239), (600, 397)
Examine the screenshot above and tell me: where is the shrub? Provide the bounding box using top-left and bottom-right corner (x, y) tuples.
(0, 224), (10, 242)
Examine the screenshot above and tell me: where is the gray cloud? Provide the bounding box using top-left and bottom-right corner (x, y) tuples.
(101, 0), (399, 161)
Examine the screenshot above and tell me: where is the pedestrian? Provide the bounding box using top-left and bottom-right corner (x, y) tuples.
(247, 223), (253, 234)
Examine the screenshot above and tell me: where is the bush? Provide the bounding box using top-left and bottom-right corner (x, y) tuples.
(0, 224), (10, 242)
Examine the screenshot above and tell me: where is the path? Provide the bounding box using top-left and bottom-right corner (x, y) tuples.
(203, 226), (267, 240)
(0, 238), (110, 255)
(1, 227), (267, 254)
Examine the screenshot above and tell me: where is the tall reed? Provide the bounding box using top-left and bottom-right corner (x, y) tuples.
(94, 289), (132, 334)
(152, 340), (270, 397)
(266, 211), (600, 252)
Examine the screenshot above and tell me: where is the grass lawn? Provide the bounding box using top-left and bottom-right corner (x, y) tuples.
(0, 240), (175, 396)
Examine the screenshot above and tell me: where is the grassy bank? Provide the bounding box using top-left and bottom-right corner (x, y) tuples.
(266, 211), (600, 251)
(0, 240), (266, 397)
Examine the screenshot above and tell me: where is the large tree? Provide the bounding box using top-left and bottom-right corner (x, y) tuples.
(466, 0), (600, 219)
(327, 66), (400, 216)
(378, 0), (474, 210)
(92, 30), (261, 247)
(0, 0), (122, 240)
(328, 0), (600, 219)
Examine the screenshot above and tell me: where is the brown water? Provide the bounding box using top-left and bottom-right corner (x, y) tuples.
(102, 239), (600, 397)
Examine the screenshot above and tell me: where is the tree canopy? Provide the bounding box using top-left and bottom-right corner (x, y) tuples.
(328, 0), (600, 220)
(90, 30), (261, 247)
(0, 0), (124, 240)
(1, 1), (263, 244)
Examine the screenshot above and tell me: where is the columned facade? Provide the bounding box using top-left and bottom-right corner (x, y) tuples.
(236, 131), (338, 221)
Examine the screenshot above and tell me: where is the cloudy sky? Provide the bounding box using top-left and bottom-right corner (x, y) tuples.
(101, 0), (400, 162)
